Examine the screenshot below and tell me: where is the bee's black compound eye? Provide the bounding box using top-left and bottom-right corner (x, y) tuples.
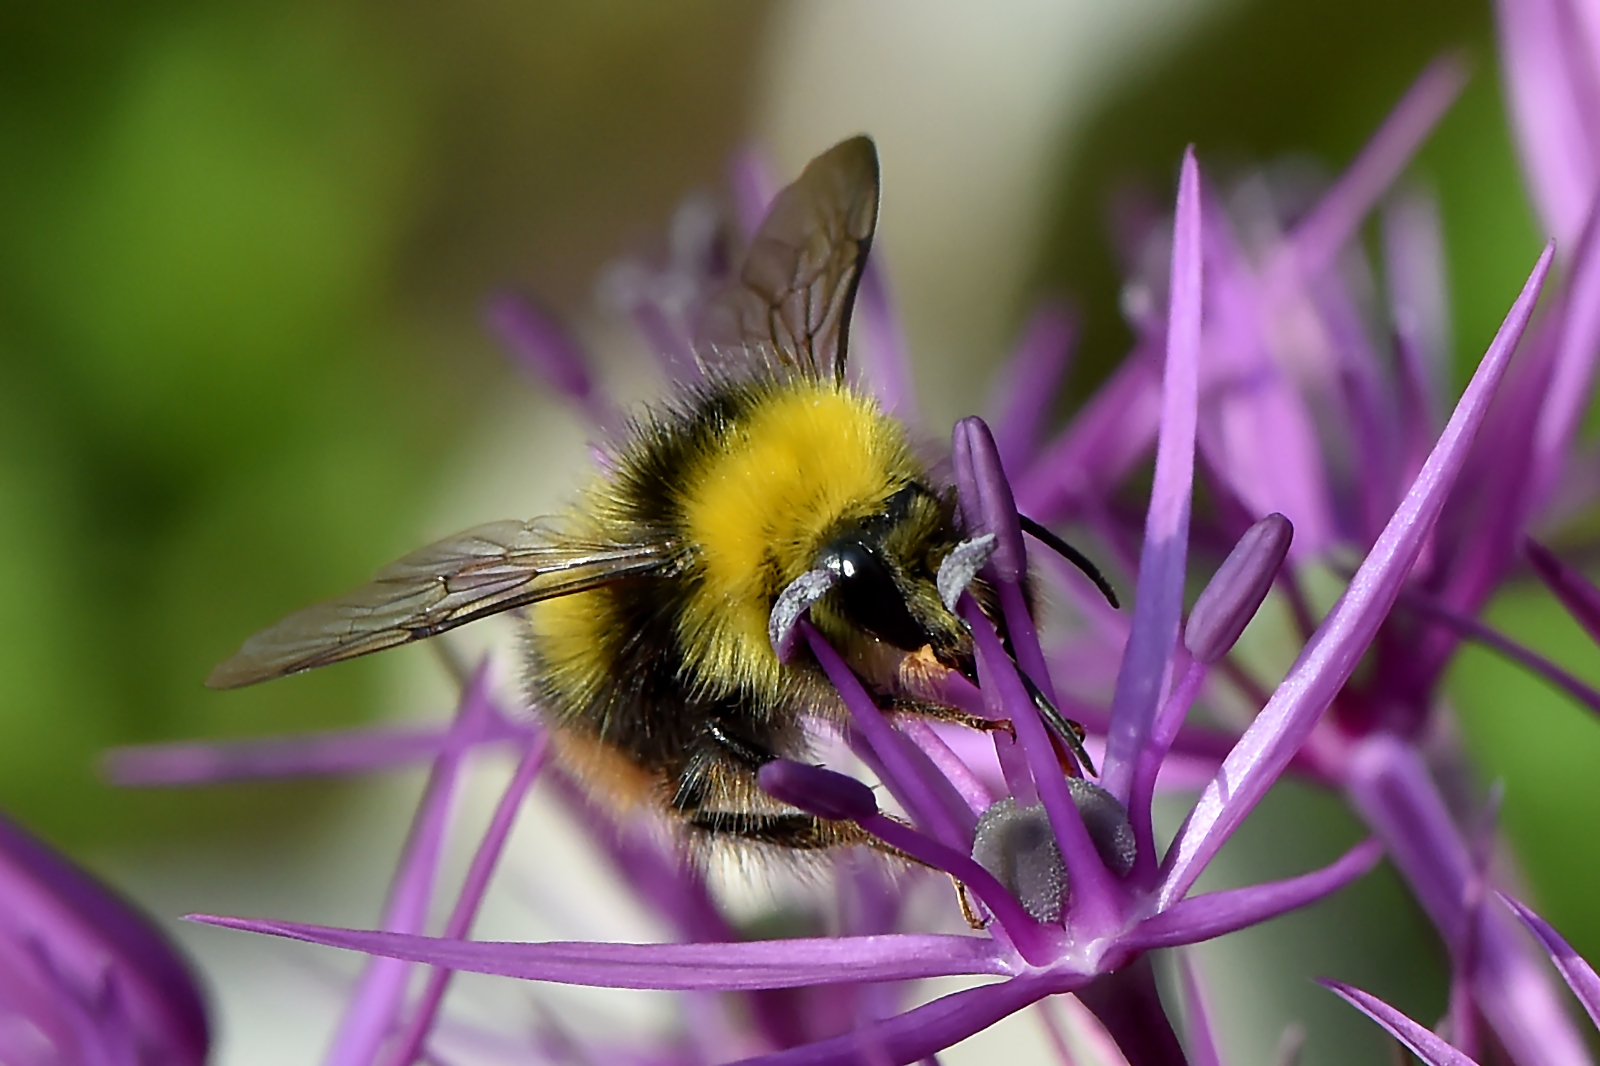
(818, 533), (932, 652)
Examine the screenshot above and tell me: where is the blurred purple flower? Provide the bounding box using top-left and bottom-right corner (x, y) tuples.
(1495, 0), (1600, 254)
(0, 807), (209, 1066)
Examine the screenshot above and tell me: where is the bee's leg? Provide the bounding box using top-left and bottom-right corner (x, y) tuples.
(954, 877), (986, 929)
(677, 719), (880, 852)
(893, 701), (1015, 740)
(684, 811), (874, 850)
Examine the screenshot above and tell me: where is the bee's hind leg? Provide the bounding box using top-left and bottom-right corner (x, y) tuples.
(685, 810), (874, 850)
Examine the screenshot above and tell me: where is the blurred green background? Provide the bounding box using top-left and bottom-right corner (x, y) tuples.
(0, 1), (767, 844)
(1, 0), (1596, 1061)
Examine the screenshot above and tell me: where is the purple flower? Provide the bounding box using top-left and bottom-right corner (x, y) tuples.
(0, 807), (209, 1066)
(1000, 54), (1600, 1065)
(107, 135), (1557, 1065)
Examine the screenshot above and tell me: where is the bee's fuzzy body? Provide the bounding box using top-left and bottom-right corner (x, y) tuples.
(205, 136), (1103, 857)
(526, 372), (960, 844)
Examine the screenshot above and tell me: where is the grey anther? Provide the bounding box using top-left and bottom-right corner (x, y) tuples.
(1067, 777), (1136, 877)
(971, 782), (1136, 924)
(973, 798), (1065, 923)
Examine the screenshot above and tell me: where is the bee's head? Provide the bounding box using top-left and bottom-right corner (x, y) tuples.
(807, 483), (977, 682)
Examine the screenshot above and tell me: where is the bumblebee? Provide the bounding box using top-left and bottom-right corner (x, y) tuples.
(208, 138), (1113, 853)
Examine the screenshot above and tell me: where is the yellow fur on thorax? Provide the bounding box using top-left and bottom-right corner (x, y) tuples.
(526, 380), (922, 727)
(678, 380), (920, 699)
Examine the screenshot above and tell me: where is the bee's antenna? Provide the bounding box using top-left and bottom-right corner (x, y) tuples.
(1018, 515), (1119, 610)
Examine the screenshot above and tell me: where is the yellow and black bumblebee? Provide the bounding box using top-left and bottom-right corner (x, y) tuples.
(208, 137), (1113, 854)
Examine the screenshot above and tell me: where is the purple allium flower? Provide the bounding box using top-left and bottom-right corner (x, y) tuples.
(1323, 895), (1600, 1066)
(0, 806), (209, 1066)
(106, 131), (1561, 1066)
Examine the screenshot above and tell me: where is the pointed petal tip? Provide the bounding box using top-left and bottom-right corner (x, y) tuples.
(1320, 978), (1482, 1066)
(184, 913), (244, 928)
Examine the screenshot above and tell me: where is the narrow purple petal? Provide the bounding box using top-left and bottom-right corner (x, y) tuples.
(728, 974), (1063, 1066)
(186, 917), (1008, 990)
(1287, 54), (1467, 277)
(1128, 658), (1206, 867)
(103, 714), (530, 786)
(1501, 894), (1600, 1029)
(952, 420), (1027, 584)
(1530, 195), (1600, 512)
(1159, 244), (1554, 908)
(1125, 839), (1380, 952)
(1183, 513), (1293, 665)
(1176, 952), (1223, 1066)
(1345, 735), (1593, 1066)
(1103, 147), (1201, 807)
(484, 292), (619, 432)
(758, 760), (880, 822)
(322, 664), (493, 1066)
(1527, 538), (1600, 645)
(988, 303), (1076, 476)
(381, 735), (551, 1066)
(951, 420), (1075, 781)
(961, 597), (1122, 932)
(898, 720), (995, 815)
(1196, 223), (1337, 560)
(0, 811), (209, 1066)
(1413, 326), (1559, 694)
(1320, 980), (1482, 1066)
(801, 623), (976, 848)
(854, 811), (1048, 966)
(1397, 586), (1600, 718)
(1494, 0), (1600, 248)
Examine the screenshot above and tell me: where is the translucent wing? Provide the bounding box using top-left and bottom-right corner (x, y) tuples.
(697, 136), (880, 382)
(207, 520), (673, 689)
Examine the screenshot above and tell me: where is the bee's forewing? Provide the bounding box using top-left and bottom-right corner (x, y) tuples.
(206, 520), (671, 689)
(697, 136), (879, 382)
